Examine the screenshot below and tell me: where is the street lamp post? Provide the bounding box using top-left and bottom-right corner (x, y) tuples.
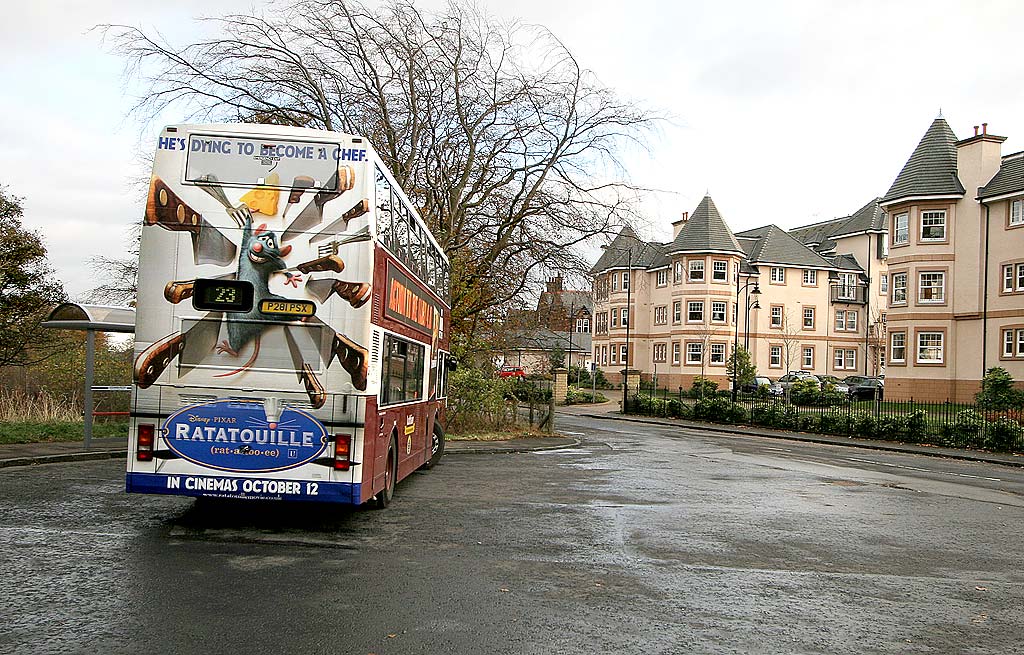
(732, 273), (761, 402)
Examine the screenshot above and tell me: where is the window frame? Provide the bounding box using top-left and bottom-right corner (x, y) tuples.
(688, 259), (705, 282)
(770, 305), (783, 328)
(656, 269), (668, 287)
(801, 346), (814, 369)
(802, 269), (817, 286)
(893, 212), (909, 245)
(890, 331), (907, 364)
(918, 271), (946, 304)
(685, 342), (704, 365)
(712, 260), (729, 282)
(711, 301), (727, 323)
(770, 267), (785, 284)
(769, 345), (782, 368)
(687, 301), (704, 323)
(920, 210), (947, 242)
(891, 272), (908, 305)
(916, 331), (945, 365)
(802, 306), (815, 330)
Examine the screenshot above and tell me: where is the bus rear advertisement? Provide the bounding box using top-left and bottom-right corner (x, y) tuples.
(127, 123), (453, 507)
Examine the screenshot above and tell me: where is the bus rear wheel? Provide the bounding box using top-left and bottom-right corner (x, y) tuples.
(375, 436), (397, 509)
(423, 421), (445, 470)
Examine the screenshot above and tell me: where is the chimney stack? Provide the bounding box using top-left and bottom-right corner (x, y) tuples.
(983, 123), (988, 135)
(974, 125), (980, 136)
(671, 211), (689, 239)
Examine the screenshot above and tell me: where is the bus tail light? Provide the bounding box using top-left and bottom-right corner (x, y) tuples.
(334, 434), (351, 471)
(137, 424), (155, 461)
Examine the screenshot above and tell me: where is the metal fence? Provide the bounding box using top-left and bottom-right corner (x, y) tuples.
(625, 388), (1024, 454)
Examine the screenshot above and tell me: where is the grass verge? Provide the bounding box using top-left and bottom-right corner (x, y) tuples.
(0, 420), (129, 445)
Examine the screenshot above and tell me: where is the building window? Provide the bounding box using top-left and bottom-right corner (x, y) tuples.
(622, 271), (630, 291)
(710, 343), (726, 364)
(802, 307), (815, 329)
(893, 212), (909, 245)
(834, 348), (856, 370)
(1012, 199), (1024, 226)
(711, 301), (727, 323)
(770, 305), (783, 328)
(688, 259), (705, 282)
(835, 309), (846, 331)
(802, 346), (814, 369)
(769, 345), (782, 368)
(621, 307), (630, 327)
(837, 272), (857, 300)
(611, 309), (618, 328)
(917, 332), (944, 363)
(847, 310), (857, 332)
(770, 267), (785, 283)
(890, 332), (906, 363)
(1018, 329), (1024, 357)
(611, 272), (618, 291)
(918, 271), (945, 303)
(656, 269), (668, 286)
(620, 344), (628, 364)
(802, 269), (817, 285)
(654, 306), (668, 325)
(576, 317), (590, 333)
(880, 274), (888, 294)
(712, 260), (728, 282)
(1004, 329), (1014, 358)
(672, 342), (681, 365)
(920, 210), (946, 241)
(602, 346), (608, 365)
(672, 301), (682, 324)
(596, 312), (608, 334)
(687, 301), (704, 323)
(1004, 264), (1014, 292)
(610, 344), (617, 364)
(673, 261), (683, 284)
(653, 343), (667, 363)
(892, 273), (907, 304)
(732, 302), (737, 326)
(686, 342), (703, 365)
(1018, 263), (1024, 291)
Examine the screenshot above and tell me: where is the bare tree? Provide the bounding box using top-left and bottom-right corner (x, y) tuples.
(778, 309), (801, 374)
(99, 0), (659, 355)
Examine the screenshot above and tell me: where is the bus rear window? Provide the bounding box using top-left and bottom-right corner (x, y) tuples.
(184, 134), (345, 190)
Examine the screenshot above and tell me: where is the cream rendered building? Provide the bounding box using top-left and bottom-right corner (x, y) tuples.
(881, 117), (1024, 401)
(590, 195), (888, 390)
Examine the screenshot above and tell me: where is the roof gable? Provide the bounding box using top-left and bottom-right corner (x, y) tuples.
(979, 153), (1024, 199)
(747, 225), (835, 269)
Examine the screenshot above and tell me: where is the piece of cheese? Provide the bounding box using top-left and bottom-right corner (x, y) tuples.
(240, 172), (281, 216)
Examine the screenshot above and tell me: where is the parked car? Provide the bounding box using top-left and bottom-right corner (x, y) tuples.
(777, 372), (820, 392)
(735, 375), (773, 393)
(848, 376), (884, 400)
(818, 375), (850, 394)
(497, 365), (526, 379)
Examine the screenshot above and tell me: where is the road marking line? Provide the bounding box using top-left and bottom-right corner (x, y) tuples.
(562, 431), (586, 436)
(844, 457), (1002, 482)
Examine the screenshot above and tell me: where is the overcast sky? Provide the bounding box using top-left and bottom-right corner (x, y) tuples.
(5, 0), (1024, 299)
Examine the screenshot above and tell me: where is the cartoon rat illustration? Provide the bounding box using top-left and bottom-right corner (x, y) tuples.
(215, 217), (302, 376)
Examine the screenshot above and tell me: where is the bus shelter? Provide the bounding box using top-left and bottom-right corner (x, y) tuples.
(42, 303), (135, 447)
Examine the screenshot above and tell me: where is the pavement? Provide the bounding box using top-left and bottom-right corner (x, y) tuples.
(2, 400), (1022, 468)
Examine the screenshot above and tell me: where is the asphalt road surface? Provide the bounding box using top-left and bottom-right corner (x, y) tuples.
(2, 413), (1023, 654)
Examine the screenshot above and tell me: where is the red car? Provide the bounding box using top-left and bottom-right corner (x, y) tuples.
(498, 366), (526, 379)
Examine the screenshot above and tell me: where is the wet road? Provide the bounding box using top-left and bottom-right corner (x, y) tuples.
(2, 413), (1024, 654)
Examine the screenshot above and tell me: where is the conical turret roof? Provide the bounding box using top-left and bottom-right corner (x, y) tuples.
(882, 117), (965, 204)
(588, 225), (663, 275)
(666, 195), (745, 256)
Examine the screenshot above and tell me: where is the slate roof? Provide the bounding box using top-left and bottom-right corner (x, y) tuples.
(588, 225), (665, 275)
(666, 195), (745, 256)
(881, 117), (965, 204)
(745, 225), (835, 269)
(827, 253), (865, 273)
(785, 198), (885, 255)
(504, 329), (592, 353)
(978, 152), (1024, 199)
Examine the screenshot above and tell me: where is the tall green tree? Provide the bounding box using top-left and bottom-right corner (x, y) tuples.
(0, 186), (67, 365)
(726, 345), (757, 390)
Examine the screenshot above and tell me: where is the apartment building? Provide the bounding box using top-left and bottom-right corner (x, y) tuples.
(590, 195), (888, 390)
(881, 117), (1024, 401)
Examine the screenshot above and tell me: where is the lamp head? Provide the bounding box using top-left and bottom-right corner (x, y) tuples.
(751, 283), (762, 295)
(750, 300), (761, 310)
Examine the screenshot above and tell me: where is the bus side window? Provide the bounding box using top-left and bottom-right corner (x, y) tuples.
(375, 166), (392, 250)
(392, 189), (408, 262)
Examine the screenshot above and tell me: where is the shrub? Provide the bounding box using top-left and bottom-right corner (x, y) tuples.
(799, 414), (821, 432)
(874, 415), (907, 440)
(690, 376), (718, 399)
(819, 409), (850, 435)
(986, 417), (1023, 452)
(789, 379), (820, 405)
(565, 386), (607, 405)
(448, 367), (515, 432)
(975, 367), (1023, 411)
(906, 410), (928, 441)
(941, 409), (986, 448)
(693, 397), (745, 423)
(852, 411), (876, 438)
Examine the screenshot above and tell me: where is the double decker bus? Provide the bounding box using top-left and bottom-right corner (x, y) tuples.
(127, 123), (453, 507)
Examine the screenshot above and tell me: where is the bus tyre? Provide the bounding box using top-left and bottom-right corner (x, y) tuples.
(423, 421), (445, 470)
(375, 436), (397, 509)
